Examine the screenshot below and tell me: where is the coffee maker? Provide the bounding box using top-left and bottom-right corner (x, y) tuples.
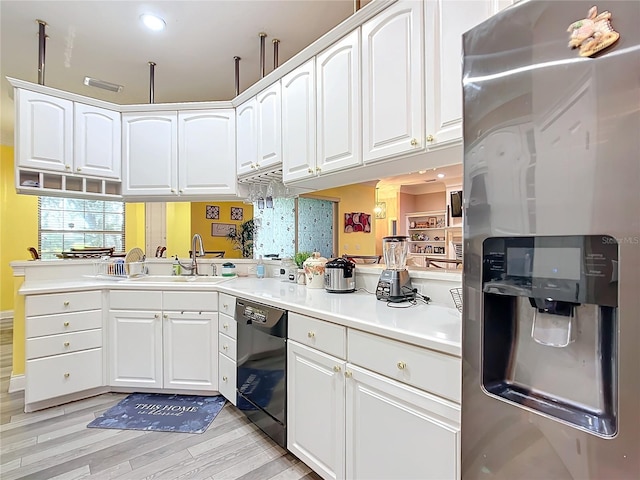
(376, 236), (413, 302)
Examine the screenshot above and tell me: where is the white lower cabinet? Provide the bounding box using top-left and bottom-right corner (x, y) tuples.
(109, 290), (218, 391)
(346, 364), (460, 480)
(287, 341), (346, 480)
(287, 313), (461, 480)
(24, 290), (104, 410)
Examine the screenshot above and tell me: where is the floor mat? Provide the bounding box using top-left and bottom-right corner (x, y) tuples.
(87, 392), (226, 434)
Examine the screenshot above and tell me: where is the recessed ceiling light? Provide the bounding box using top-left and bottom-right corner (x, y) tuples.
(83, 76), (123, 93)
(437, 173), (445, 178)
(140, 13), (166, 32)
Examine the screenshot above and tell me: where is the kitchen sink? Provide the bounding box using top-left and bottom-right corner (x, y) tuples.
(127, 275), (229, 283)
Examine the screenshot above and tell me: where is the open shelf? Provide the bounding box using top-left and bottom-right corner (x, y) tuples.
(17, 169), (122, 200)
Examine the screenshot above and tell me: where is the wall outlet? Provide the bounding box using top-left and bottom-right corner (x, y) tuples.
(247, 264), (257, 276)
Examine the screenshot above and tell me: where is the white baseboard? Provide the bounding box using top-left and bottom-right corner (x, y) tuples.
(9, 373), (25, 393)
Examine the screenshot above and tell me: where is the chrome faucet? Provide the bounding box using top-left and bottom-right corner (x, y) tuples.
(191, 233), (205, 276)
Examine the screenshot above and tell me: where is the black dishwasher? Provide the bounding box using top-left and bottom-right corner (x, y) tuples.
(235, 298), (287, 447)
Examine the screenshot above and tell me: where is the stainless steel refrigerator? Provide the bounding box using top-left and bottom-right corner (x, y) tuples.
(461, 1), (640, 478)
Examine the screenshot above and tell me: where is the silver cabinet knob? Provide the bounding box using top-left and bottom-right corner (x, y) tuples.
(64, 373), (70, 378)
(222, 376), (228, 382)
(64, 342), (70, 347)
(163, 314), (168, 319)
(63, 321), (70, 327)
(344, 371), (352, 378)
(65, 164), (71, 170)
(223, 345), (228, 351)
(397, 361), (407, 370)
(76, 167), (82, 172)
(308, 168), (314, 173)
(307, 331), (315, 338)
(333, 365), (341, 372)
(426, 134), (435, 143)
(410, 138), (418, 146)
(63, 301), (70, 306)
(223, 323), (229, 330)
(154, 314), (160, 319)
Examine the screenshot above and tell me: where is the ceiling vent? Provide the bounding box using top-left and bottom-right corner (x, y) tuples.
(83, 76), (123, 93)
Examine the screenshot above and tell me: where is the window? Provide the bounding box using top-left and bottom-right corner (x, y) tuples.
(39, 197), (125, 260)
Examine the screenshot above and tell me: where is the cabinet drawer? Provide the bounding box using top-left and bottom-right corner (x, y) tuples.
(218, 313), (237, 339)
(27, 291), (101, 316)
(110, 290), (161, 310)
(27, 329), (102, 359)
(218, 332), (237, 360)
(27, 310), (102, 338)
(289, 312), (346, 359)
(218, 353), (237, 406)
(348, 329), (461, 403)
(163, 291), (218, 312)
(26, 348), (103, 404)
(219, 293), (235, 316)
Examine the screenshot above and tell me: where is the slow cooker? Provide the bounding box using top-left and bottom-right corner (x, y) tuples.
(324, 258), (356, 293)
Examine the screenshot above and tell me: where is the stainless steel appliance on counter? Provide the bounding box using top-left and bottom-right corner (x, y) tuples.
(324, 257), (356, 293)
(376, 236), (414, 302)
(235, 299), (287, 447)
(462, 1), (639, 478)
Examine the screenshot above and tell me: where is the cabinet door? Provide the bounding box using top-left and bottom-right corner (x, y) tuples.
(163, 311), (218, 391)
(256, 83), (282, 170)
(109, 310), (162, 388)
(122, 111), (177, 196)
(288, 341), (345, 480)
(425, 0), (493, 148)
(346, 364), (460, 480)
(236, 98), (258, 175)
(317, 29), (361, 176)
(281, 59), (316, 183)
(74, 103), (121, 179)
(362, 1), (424, 163)
(178, 110), (236, 196)
(17, 89), (73, 172)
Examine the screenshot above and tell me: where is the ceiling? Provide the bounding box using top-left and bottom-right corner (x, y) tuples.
(0, 0), (367, 145)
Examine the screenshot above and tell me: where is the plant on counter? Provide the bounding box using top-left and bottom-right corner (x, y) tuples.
(226, 219), (257, 258)
(294, 251), (312, 269)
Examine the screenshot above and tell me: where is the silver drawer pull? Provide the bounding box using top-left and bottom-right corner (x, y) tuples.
(63, 301), (70, 306)
(63, 322), (70, 327)
(64, 342), (70, 347)
(154, 314), (160, 319)
(223, 376), (228, 382)
(307, 331), (315, 338)
(397, 361), (407, 370)
(223, 323), (229, 329)
(333, 365), (341, 372)
(223, 303), (228, 309)
(223, 345), (228, 351)
(64, 373), (70, 378)
(344, 371), (352, 378)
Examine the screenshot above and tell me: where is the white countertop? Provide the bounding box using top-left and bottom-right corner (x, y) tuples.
(18, 276), (462, 357)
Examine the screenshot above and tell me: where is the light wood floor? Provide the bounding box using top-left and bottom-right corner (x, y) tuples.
(0, 319), (321, 480)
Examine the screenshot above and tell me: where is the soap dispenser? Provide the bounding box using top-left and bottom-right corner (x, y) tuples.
(172, 255), (181, 276)
(256, 255), (265, 278)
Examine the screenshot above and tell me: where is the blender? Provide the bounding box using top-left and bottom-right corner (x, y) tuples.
(376, 236), (414, 302)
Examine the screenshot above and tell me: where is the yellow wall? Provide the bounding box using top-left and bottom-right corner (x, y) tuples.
(314, 184), (377, 256)
(1, 145), (38, 312)
(191, 202), (254, 259)
(124, 203), (145, 251)
(166, 202), (191, 258)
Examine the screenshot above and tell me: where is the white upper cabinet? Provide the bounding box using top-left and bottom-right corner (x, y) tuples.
(122, 112), (177, 197)
(281, 59), (317, 183)
(256, 83), (282, 170)
(236, 98), (258, 176)
(361, 0), (424, 163)
(74, 102), (121, 179)
(425, 0), (496, 149)
(123, 110), (236, 198)
(316, 29), (361, 176)
(17, 90), (121, 180)
(17, 89), (73, 173)
(178, 110), (236, 196)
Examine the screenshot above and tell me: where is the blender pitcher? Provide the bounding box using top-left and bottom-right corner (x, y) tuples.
(382, 236), (409, 270)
